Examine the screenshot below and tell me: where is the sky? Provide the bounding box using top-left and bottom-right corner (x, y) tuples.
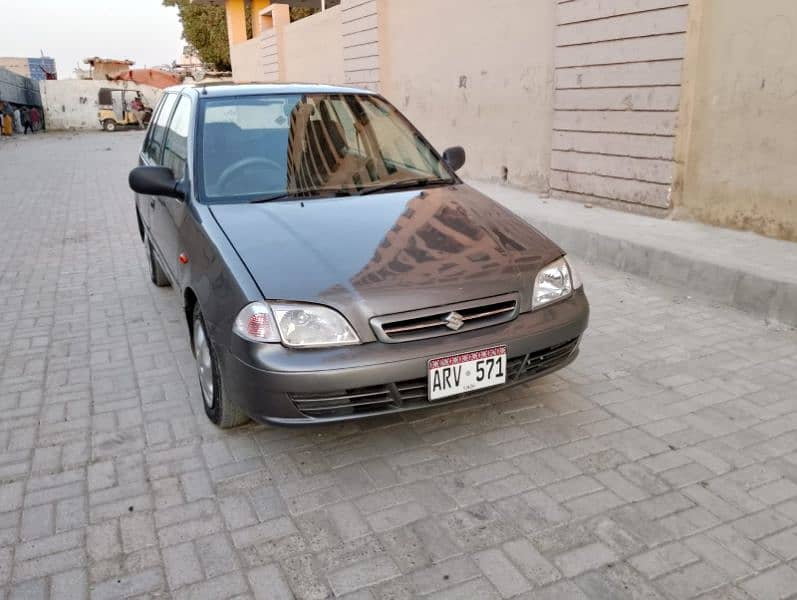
(1, 0), (185, 78)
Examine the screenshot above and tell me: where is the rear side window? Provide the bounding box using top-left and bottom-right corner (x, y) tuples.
(145, 94), (177, 164)
(162, 96), (192, 180)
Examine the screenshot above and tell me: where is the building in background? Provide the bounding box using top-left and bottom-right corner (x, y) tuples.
(0, 67), (43, 108)
(197, 0), (797, 243)
(0, 56), (57, 80)
(82, 57), (136, 80)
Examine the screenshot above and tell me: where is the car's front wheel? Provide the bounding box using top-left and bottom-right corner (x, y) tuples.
(192, 304), (249, 428)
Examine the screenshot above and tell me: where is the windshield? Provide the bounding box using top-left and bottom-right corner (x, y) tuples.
(199, 93), (453, 202)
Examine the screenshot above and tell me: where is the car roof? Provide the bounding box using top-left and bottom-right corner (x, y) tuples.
(165, 82), (377, 98)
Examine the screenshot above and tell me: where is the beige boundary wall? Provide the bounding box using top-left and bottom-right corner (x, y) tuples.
(672, 0), (797, 241)
(227, 0), (796, 241)
(283, 6), (345, 84)
(551, 0), (689, 213)
(245, 0), (556, 191)
(39, 80), (162, 131)
(381, 0), (556, 190)
(230, 37), (264, 83)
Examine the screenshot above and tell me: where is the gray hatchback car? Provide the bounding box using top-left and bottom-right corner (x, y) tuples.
(129, 83), (589, 427)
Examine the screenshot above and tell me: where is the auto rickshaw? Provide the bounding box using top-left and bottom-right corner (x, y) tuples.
(97, 88), (152, 131)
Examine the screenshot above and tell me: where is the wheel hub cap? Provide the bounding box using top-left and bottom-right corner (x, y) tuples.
(193, 320), (214, 407)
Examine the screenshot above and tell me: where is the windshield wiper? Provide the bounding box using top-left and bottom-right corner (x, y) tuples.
(248, 188), (354, 204)
(248, 192), (297, 204)
(359, 178), (454, 196)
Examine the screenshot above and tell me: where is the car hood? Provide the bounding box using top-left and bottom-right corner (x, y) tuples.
(210, 184), (562, 337)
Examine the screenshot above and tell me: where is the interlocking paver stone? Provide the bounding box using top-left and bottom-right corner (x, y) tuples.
(502, 537), (560, 587)
(162, 542), (204, 590)
(473, 548), (531, 598)
(760, 526), (797, 561)
(740, 564), (797, 600)
(553, 542), (617, 578)
(656, 561), (727, 599)
(1, 131), (796, 597)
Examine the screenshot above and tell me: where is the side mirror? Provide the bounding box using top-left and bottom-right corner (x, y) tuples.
(442, 146), (466, 172)
(129, 166), (183, 199)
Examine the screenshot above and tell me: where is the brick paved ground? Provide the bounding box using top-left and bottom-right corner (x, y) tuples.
(1, 131), (796, 600)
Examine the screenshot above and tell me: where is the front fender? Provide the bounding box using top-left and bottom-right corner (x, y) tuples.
(178, 201), (262, 350)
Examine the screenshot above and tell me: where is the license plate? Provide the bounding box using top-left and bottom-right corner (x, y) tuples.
(428, 346), (507, 401)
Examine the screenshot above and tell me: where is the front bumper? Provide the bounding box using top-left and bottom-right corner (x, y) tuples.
(217, 288), (589, 425)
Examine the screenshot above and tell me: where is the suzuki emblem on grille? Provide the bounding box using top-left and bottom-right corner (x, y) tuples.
(444, 312), (465, 331)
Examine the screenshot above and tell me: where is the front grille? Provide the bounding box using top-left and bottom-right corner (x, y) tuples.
(289, 337), (579, 418)
(285, 385), (395, 417)
(371, 294), (519, 343)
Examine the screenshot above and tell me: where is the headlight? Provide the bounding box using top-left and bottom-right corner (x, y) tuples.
(233, 301), (360, 348)
(532, 257), (574, 309)
(271, 303), (360, 348)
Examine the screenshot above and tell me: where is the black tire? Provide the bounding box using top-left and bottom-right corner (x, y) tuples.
(103, 119), (116, 132)
(192, 304), (249, 428)
(145, 235), (170, 287)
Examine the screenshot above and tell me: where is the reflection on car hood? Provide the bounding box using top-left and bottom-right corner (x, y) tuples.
(210, 184), (562, 327)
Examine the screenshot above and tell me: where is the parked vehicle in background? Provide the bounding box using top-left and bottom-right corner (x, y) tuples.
(98, 87), (151, 131)
(128, 83), (589, 428)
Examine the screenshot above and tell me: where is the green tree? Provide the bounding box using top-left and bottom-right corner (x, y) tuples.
(290, 7), (318, 21)
(164, 0), (231, 71)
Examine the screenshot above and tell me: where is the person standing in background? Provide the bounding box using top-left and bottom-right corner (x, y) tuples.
(13, 106), (22, 133)
(1, 103), (13, 136)
(30, 107), (41, 132)
(130, 95), (146, 129)
(21, 107), (32, 134)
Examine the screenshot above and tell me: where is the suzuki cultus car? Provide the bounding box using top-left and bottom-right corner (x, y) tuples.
(129, 83), (589, 427)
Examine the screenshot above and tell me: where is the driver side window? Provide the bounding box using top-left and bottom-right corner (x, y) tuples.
(145, 94), (177, 165)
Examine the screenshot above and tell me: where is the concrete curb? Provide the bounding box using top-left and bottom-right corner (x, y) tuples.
(525, 219), (797, 327)
(469, 181), (797, 328)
